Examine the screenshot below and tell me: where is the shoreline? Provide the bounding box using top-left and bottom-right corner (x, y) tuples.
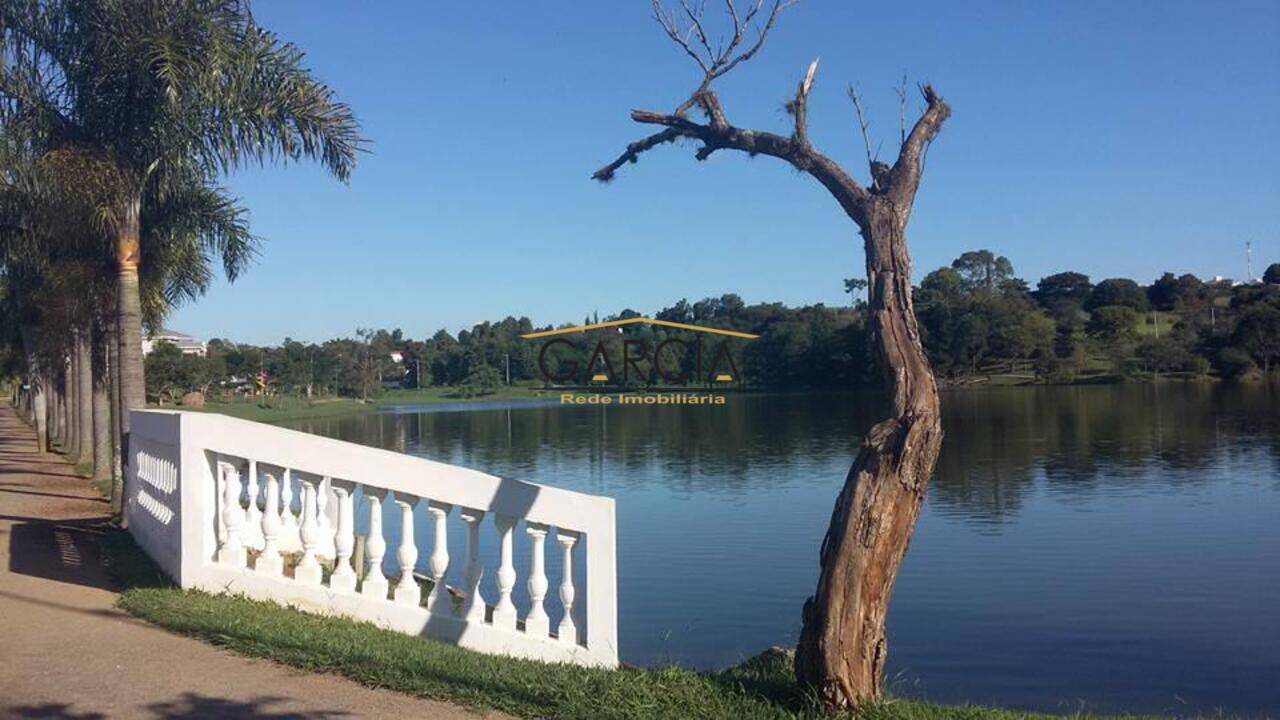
(174, 374), (1267, 425)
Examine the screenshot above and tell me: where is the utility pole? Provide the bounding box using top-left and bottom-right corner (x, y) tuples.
(504, 353), (510, 385)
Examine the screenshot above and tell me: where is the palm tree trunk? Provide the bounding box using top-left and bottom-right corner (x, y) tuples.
(52, 369), (64, 449)
(76, 330), (94, 467)
(33, 381), (48, 452)
(116, 193), (146, 526)
(92, 325), (112, 491)
(66, 350), (78, 459)
(107, 317), (124, 514)
(19, 325), (49, 452)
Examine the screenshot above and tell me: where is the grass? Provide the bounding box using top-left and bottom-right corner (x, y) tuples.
(98, 533), (1172, 720)
(1135, 311), (1180, 339)
(184, 383), (554, 423)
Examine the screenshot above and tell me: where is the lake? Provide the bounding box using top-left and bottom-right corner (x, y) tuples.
(284, 383), (1280, 715)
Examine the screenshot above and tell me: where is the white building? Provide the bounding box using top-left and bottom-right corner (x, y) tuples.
(142, 328), (207, 357)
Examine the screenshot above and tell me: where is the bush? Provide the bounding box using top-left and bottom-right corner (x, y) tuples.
(1216, 347), (1256, 379)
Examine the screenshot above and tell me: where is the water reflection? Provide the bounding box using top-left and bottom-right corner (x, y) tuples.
(285, 383), (1280, 715)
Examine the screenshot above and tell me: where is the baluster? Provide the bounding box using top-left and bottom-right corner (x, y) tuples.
(278, 469), (301, 552)
(557, 531), (580, 645)
(330, 484), (357, 592)
(243, 460), (264, 550)
(425, 502), (452, 612)
(460, 509), (486, 622)
(393, 498), (420, 606)
(493, 514), (517, 630)
(255, 472), (283, 576)
(214, 458), (228, 547)
(525, 522), (550, 637)
(295, 481), (323, 584)
(316, 476), (336, 559)
(217, 461), (245, 567)
(361, 490), (389, 599)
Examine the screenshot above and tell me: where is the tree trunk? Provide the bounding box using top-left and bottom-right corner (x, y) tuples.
(66, 351), (79, 459)
(594, 44), (950, 707)
(19, 325), (49, 452)
(52, 370), (64, 448)
(92, 325), (113, 490)
(33, 382), (48, 452)
(107, 317), (124, 514)
(794, 206), (944, 706)
(76, 331), (94, 467)
(116, 194), (145, 525)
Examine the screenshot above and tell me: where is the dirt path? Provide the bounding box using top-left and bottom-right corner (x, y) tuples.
(0, 403), (501, 720)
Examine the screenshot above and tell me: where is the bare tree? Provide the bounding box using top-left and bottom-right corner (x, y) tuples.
(595, 1), (950, 707)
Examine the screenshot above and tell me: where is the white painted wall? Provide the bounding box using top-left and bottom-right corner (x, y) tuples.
(126, 409), (619, 668)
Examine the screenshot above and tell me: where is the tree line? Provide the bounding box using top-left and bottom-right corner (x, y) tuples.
(137, 250), (1280, 404)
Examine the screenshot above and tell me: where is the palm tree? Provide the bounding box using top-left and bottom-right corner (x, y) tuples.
(1, 0), (361, 478)
(2, 114), (256, 515)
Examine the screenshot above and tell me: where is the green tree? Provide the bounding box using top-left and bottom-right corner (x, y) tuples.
(1264, 263), (1280, 285)
(1087, 278), (1150, 312)
(1135, 337), (1193, 374)
(951, 249), (1014, 291)
(1087, 305), (1139, 342)
(144, 341), (194, 401)
(1232, 305), (1280, 373)
(1034, 271), (1091, 323)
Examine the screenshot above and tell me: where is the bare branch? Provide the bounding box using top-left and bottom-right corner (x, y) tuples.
(653, 0), (794, 117)
(787, 57), (819, 148)
(886, 83), (951, 205)
(894, 72), (908, 147)
(847, 83), (877, 177)
(712, 0), (791, 81)
(593, 70), (873, 224)
(591, 128), (683, 182)
(652, 0), (710, 73)
(677, 0), (716, 62)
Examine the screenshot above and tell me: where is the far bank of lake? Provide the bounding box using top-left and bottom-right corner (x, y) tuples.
(270, 382), (1280, 716)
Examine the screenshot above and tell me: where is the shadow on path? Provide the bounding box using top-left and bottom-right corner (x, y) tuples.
(7, 693), (353, 719)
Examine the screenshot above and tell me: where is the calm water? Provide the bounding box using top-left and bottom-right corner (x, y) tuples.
(285, 384), (1280, 715)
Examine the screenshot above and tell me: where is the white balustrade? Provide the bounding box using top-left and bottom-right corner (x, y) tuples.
(361, 490), (389, 599)
(493, 514), (518, 630)
(316, 476), (336, 559)
(426, 501), (451, 612)
(525, 522), (550, 637)
(256, 472), (284, 576)
(393, 498), (420, 606)
(125, 409), (619, 668)
(217, 461), (245, 567)
(330, 483), (357, 593)
(296, 481), (323, 585)
(460, 508), (486, 622)
(243, 459), (264, 550)
(558, 531), (579, 644)
(278, 469), (301, 553)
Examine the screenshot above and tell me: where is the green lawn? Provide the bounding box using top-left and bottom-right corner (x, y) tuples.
(1135, 310), (1180, 339)
(100, 533), (1173, 720)
(181, 383), (554, 423)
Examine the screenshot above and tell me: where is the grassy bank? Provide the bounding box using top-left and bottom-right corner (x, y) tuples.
(184, 383), (554, 423)
(99, 535), (1164, 720)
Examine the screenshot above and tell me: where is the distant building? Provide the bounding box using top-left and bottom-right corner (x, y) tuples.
(143, 328), (207, 357)
(388, 351), (404, 364)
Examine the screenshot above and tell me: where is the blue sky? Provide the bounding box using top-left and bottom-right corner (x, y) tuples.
(169, 0), (1280, 344)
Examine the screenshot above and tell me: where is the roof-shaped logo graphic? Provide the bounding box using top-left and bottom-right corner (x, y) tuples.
(520, 317), (759, 340)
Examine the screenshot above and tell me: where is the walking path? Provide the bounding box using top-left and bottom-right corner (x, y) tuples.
(0, 404), (498, 720)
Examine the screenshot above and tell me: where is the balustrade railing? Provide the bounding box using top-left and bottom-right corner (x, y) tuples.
(125, 409), (618, 668)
